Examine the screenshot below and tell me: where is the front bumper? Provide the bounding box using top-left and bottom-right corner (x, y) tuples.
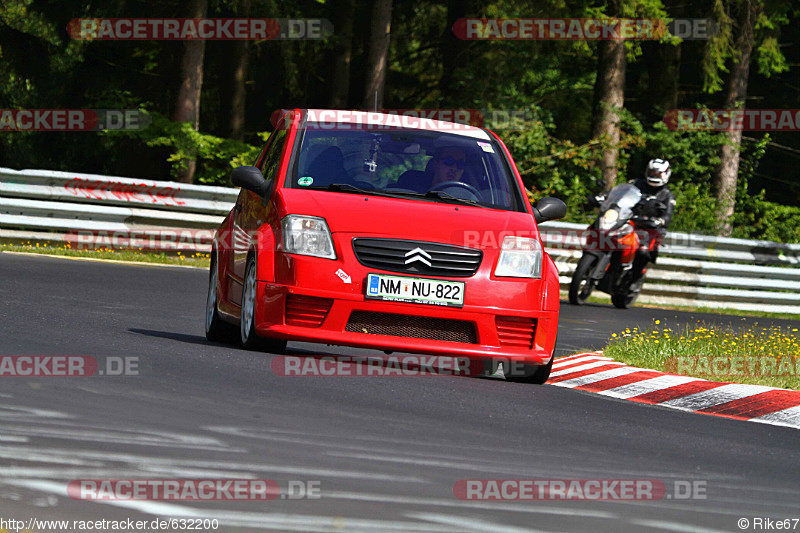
(253, 246), (558, 365)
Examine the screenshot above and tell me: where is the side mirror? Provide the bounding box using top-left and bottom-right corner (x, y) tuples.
(532, 197), (567, 223)
(231, 166), (267, 195)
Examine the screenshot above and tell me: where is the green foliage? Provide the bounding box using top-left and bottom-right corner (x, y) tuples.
(503, 105), (797, 242)
(117, 111), (264, 185)
(702, 0), (736, 93)
(701, 0), (793, 94)
(0, 0), (797, 243)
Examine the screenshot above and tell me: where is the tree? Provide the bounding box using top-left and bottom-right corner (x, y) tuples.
(229, 0), (251, 141)
(715, 0), (758, 235)
(590, 2), (627, 191)
(328, 0), (356, 108)
(703, 0), (791, 235)
(362, 0), (393, 109)
(173, 0), (209, 182)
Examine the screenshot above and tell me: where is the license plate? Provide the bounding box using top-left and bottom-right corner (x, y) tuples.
(365, 273), (465, 307)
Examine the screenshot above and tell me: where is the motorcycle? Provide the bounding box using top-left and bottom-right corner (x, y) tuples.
(568, 183), (658, 309)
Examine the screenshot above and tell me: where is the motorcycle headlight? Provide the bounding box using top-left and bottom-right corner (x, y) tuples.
(494, 236), (542, 278)
(599, 209), (619, 230)
(281, 215), (336, 259)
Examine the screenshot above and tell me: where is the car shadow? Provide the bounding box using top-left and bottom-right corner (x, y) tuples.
(128, 328), (216, 347)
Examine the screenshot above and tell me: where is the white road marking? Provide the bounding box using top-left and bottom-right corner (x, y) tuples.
(0, 424), (241, 451)
(0, 251), (205, 269)
(628, 518), (735, 533)
(599, 375), (703, 399)
(0, 435), (28, 442)
(409, 512), (554, 532)
(660, 384), (775, 411)
(554, 366), (646, 387)
(326, 491), (617, 519)
(552, 355), (610, 369)
(553, 353), (607, 366)
(549, 360), (625, 377)
(0, 404), (74, 420)
(0, 445), (426, 483)
(4, 479), (469, 532)
(751, 405), (800, 427)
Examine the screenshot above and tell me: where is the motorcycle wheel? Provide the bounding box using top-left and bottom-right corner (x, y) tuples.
(611, 286), (640, 309)
(569, 254), (598, 305)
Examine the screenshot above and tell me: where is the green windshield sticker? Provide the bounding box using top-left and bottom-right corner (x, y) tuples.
(298, 176), (314, 186)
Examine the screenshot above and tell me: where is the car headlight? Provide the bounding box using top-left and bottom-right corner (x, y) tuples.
(599, 209), (619, 230)
(281, 215), (336, 259)
(494, 236), (542, 278)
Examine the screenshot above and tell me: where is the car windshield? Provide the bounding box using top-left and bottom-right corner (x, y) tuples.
(288, 127), (524, 211)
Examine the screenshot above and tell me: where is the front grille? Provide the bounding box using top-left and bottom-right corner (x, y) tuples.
(352, 238), (482, 277)
(285, 295), (332, 327)
(495, 316), (536, 348)
(346, 311), (477, 344)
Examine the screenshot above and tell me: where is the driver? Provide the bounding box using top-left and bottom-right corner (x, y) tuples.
(429, 147), (468, 189)
(629, 158), (676, 290)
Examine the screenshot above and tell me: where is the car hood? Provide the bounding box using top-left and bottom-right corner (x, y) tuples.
(278, 188), (539, 246)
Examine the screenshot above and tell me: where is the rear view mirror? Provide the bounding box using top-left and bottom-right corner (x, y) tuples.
(533, 197), (567, 223)
(231, 166), (267, 195)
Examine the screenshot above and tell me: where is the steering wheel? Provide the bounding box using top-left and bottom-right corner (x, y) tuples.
(430, 181), (481, 200)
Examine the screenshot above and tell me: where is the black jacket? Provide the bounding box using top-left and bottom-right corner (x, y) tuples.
(630, 178), (676, 232)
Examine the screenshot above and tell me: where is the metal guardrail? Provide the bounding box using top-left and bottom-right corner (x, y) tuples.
(540, 221), (800, 314)
(2, 167), (799, 314)
(0, 167), (236, 253)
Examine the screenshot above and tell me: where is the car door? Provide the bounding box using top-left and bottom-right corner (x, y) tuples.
(228, 127), (289, 306)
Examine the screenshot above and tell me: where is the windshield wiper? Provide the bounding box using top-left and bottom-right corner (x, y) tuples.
(326, 183), (373, 194)
(424, 190), (482, 206)
(320, 183), (482, 206)
(324, 183), (404, 200)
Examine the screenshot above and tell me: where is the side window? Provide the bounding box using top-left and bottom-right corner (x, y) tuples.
(258, 128), (288, 182)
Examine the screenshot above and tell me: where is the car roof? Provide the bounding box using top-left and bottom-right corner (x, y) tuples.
(300, 109), (492, 140)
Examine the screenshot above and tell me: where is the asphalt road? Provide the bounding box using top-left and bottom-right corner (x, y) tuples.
(1, 252), (798, 533)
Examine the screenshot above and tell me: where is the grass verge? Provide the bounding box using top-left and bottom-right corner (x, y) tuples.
(562, 291), (800, 321)
(604, 321), (800, 390)
(0, 243), (211, 268)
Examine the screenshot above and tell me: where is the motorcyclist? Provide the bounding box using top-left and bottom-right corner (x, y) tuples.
(628, 158), (676, 289)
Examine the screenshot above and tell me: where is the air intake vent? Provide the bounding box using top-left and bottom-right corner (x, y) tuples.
(495, 316), (536, 348)
(285, 295), (332, 328)
(346, 311), (477, 344)
(352, 238), (482, 277)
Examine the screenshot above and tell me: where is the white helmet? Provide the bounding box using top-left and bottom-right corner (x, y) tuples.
(646, 158), (671, 187)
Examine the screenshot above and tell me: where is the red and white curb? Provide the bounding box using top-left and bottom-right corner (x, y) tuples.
(550, 353), (800, 429)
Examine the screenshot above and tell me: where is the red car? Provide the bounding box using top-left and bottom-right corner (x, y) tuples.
(205, 109), (566, 383)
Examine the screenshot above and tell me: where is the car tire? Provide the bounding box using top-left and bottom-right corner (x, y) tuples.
(569, 254), (598, 305)
(240, 255), (288, 353)
(504, 334), (557, 384)
(205, 255), (239, 344)
(504, 357), (553, 384)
